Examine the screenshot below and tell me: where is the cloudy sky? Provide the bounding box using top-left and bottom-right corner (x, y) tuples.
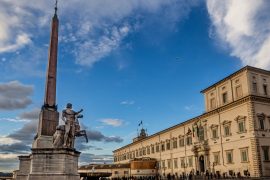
(0, 0), (270, 172)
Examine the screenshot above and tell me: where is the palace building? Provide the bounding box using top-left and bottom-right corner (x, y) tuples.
(112, 66), (270, 178)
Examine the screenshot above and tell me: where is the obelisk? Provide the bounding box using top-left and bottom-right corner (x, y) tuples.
(44, 7), (58, 110)
(32, 2), (59, 148)
(16, 2), (81, 180)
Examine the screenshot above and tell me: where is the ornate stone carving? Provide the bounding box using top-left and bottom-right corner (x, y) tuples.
(234, 115), (246, 121)
(222, 120), (232, 125)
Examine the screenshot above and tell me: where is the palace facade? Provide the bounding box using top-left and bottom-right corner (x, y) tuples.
(112, 66), (270, 178)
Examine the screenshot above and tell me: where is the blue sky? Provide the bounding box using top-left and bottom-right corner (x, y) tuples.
(0, 0), (270, 171)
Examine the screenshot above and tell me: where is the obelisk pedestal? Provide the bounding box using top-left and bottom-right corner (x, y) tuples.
(32, 107), (59, 148)
(28, 148), (81, 180)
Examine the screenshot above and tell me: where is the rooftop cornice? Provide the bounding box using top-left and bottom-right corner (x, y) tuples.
(200, 66), (270, 93)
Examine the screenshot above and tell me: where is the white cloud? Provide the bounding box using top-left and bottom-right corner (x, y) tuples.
(0, 136), (20, 145)
(0, 0), (198, 71)
(0, 1), (38, 53)
(100, 118), (124, 127)
(0, 33), (31, 53)
(0, 153), (20, 160)
(74, 25), (130, 66)
(0, 118), (30, 123)
(207, 0), (270, 69)
(184, 105), (194, 111)
(120, 100), (135, 105)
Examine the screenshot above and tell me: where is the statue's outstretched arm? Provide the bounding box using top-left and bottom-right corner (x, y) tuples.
(75, 109), (83, 115)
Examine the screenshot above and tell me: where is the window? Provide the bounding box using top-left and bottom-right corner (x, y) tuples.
(180, 158), (185, 168)
(212, 128), (218, 139)
(186, 136), (192, 145)
(136, 150), (138, 157)
(166, 141), (171, 150)
(259, 118), (265, 130)
(156, 144), (160, 152)
(114, 171), (119, 174)
(238, 121), (245, 133)
(224, 125), (231, 136)
(226, 150), (233, 164)
(162, 160), (166, 168)
(174, 158), (178, 169)
(198, 126), (205, 141)
(240, 148), (248, 162)
(151, 146), (155, 154)
(210, 98), (216, 109)
(210, 124), (219, 139)
(167, 159), (172, 169)
(213, 152), (220, 164)
(262, 146), (269, 161)
(156, 162), (160, 169)
(222, 92), (228, 104)
(161, 143), (165, 151)
(124, 171), (129, 175)
(179, 138), (184, 147)
(263, 84), (268, 95)
(235, 116), (246, 133)
(252, 82), (257, 93)
(257, 113), (266, 130)
(188, 156), (193, 167)
(143, 148), (146, 155)
(235, 86), (243, 98)
(173, 139), (177, 149)
(139, 149), (142, 156)
(147, 147), (150, 154)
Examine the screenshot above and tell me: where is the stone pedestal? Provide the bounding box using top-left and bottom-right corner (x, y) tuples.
(27, 148), (81, 180)
(32, 108), (59, 149)
(32, 135), (53, 148)
(37, 108), (59, 136)
(16, 148), (80, 180)
(16, 155), (31, 180)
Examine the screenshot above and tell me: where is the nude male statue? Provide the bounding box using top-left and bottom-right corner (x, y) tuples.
(62, 103), (83, 148)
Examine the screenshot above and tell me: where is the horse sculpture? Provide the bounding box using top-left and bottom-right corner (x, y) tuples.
(74, 114), (88, 143)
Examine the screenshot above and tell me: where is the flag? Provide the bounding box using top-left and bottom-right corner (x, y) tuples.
(138, 120), (142, 126)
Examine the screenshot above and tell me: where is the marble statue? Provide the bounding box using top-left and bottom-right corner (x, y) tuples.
(62, 103), (83, 148)
(52, 103), (88, 148)
(53, 125), (65, 147)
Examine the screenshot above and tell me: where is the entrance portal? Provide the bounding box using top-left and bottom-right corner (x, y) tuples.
(199, 155), (205, 172)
